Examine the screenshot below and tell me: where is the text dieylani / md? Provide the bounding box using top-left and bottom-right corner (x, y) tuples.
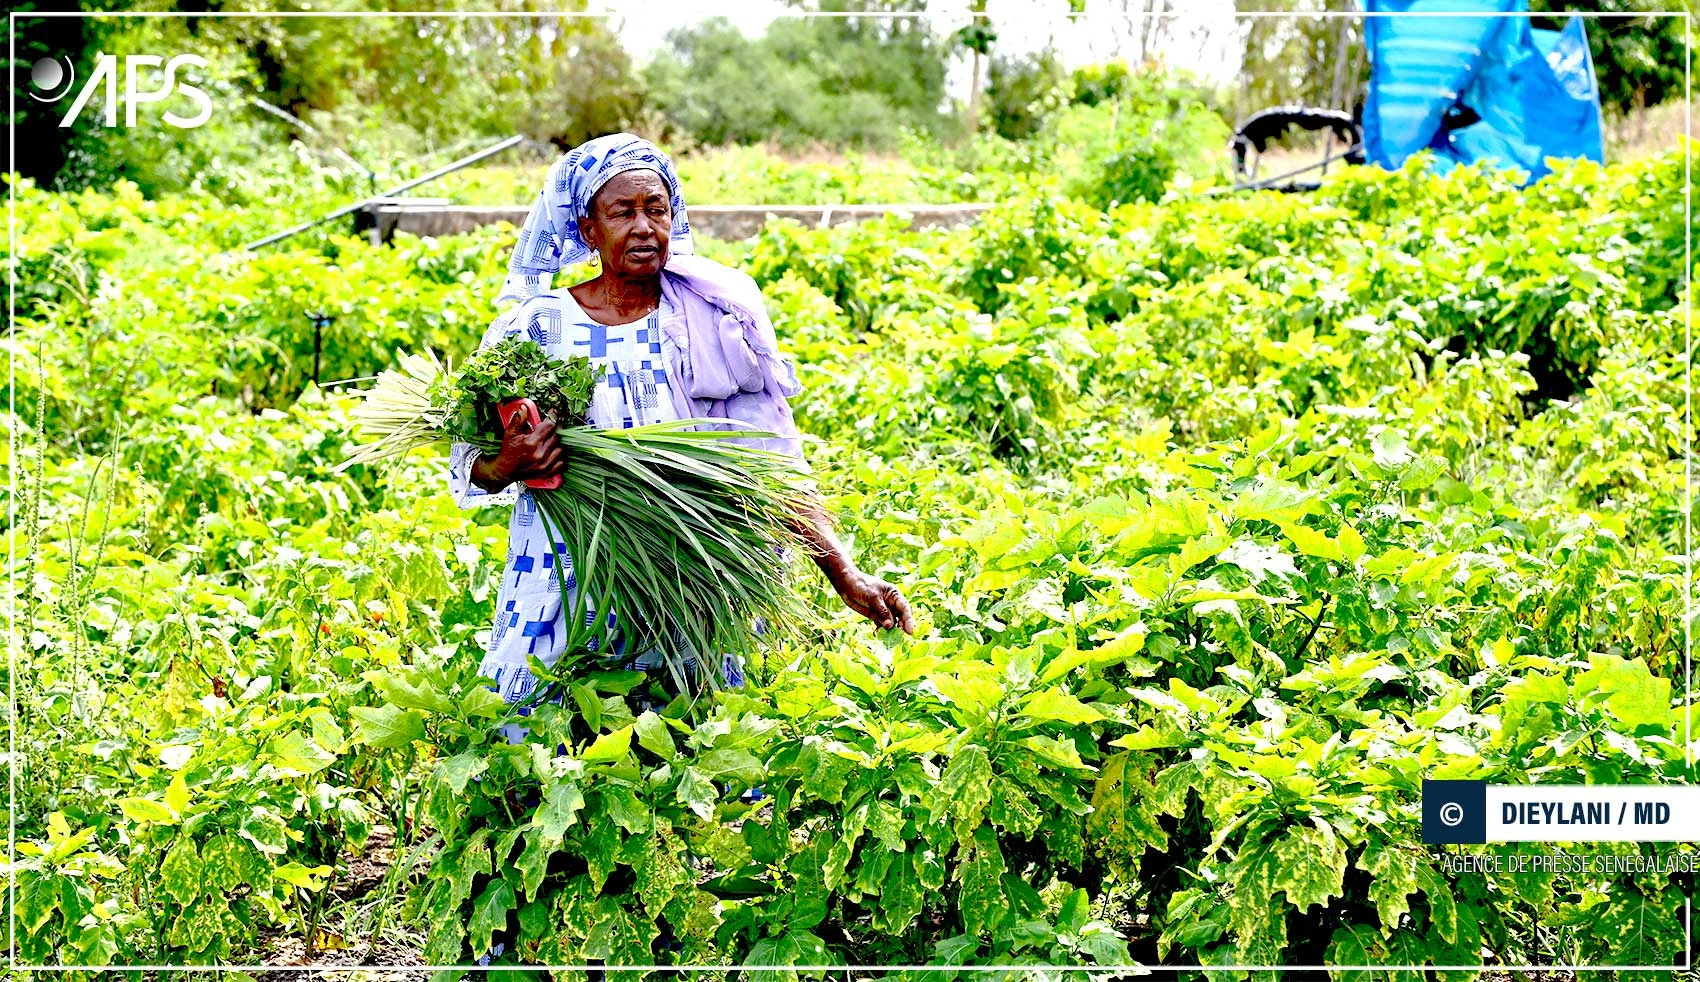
(1501, 801), (1671, 826)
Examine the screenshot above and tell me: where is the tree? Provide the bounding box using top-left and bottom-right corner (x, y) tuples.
(1233, 0), (1363, 121)
(954, 0), (996, 132)
(642, 5), (952, 150)
(985, 50), (1070, 141)
(1529, 0), (1693, 117)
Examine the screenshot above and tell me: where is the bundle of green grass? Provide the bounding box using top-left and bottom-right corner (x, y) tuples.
(336, 338), (814, 692)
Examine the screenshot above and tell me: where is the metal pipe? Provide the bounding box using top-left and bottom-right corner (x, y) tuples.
(242, 133), (525, 252)
(1234, 143), (1362, 191)
(1204, 143), (1365, 196)
(249, 96), (378, 186)
(1323, 18), (1351, 175)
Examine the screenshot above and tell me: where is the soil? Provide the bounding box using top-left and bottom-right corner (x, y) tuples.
(333, 823), (403, 903)
(252, 823), (431, 976)
(255, 931), (429, 980)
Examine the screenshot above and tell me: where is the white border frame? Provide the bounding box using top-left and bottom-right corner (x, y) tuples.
(5, 6), (1694, 976)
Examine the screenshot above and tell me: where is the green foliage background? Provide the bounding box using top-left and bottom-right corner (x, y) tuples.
(2, 4), (1697, 977)
(3, 138), (1696, 976)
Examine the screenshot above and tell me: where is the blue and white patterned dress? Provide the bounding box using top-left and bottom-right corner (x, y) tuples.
(448, 289), (743, 742)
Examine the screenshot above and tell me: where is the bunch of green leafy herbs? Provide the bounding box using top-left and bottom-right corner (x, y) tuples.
(437, 336), (606, 440)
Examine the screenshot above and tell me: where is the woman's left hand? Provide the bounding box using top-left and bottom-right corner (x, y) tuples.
(835, 568), (916, 634)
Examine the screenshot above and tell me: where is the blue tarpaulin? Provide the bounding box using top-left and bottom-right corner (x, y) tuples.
(1362, 0), (1604, 184)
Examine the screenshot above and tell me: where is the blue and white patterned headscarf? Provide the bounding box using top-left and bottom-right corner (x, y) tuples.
(497, 133), (694, 305)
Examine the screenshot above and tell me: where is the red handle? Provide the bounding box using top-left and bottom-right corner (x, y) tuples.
(497, 397), (562, 491)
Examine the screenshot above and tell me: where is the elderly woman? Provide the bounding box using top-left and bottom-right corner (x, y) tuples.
(448, 133), (913, 728)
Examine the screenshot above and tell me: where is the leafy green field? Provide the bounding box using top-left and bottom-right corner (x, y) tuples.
(3, 149), (1695, 978)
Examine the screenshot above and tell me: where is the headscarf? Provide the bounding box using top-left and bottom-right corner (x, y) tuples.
(497, 132), (694, 305)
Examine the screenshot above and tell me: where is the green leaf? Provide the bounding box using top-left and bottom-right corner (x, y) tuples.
(932, 745), (993, 834)
(571, 683), (604, 733)
(932, 934), (978, 965)
(240, 806), (290, 855)
(1058, 887), (1091, 934)
(267, 731), (336, 775)
(1326, 926), (1376, 982)
(532, 782), (586, 841)
(16, 871), (58, 933)
(433, 752), (489, 795)
(587, 669), (647, 694)
(1275, 520), (1344, 562)
(957, 826), (1008, 938)
(744, 930), (828, 972)
(160, 836), (201, 905)
(1420, 866), (1458, 944)
(581, 724), (633, 765)
(349, 705), (427, 748)
(876, 854), (924, 934)
(515, 829), (553, 901)
(697, 747), (765, 784)
(1271, 819), (1347, 912)
(1573, 653), (1673, 731)
(1230, 479), (1317, 524)
(1017, 734), (1092, 771)
(459, 685), (508, 718)
(467, 879), (516, 958)
(119, 797), (178, 825)
(202, 834), (267, 892)
(1076, 924), (1130, 964)
(1361, 844), (1422, 936)
(1018, 688), (1103, 725)
(786, 838), (831, 929)
(634, 710), (676, 759)
(677, 766), (719, 821)
(363, 670), (456, 714)
(744, 816), (786, 866)
(273, 862), (333, 891)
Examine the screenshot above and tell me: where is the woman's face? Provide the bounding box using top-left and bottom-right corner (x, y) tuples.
(579, 169), (672, 278)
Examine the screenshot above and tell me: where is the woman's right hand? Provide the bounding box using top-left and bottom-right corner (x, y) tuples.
(470, 410), (565, 491)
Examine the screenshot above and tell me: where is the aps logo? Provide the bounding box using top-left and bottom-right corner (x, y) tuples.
(29, 53), (213, 129)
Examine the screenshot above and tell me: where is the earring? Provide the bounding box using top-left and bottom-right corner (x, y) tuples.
(588, 253), (600, 268)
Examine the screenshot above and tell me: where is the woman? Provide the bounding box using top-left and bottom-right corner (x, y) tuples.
(449, 133), (914, 732)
